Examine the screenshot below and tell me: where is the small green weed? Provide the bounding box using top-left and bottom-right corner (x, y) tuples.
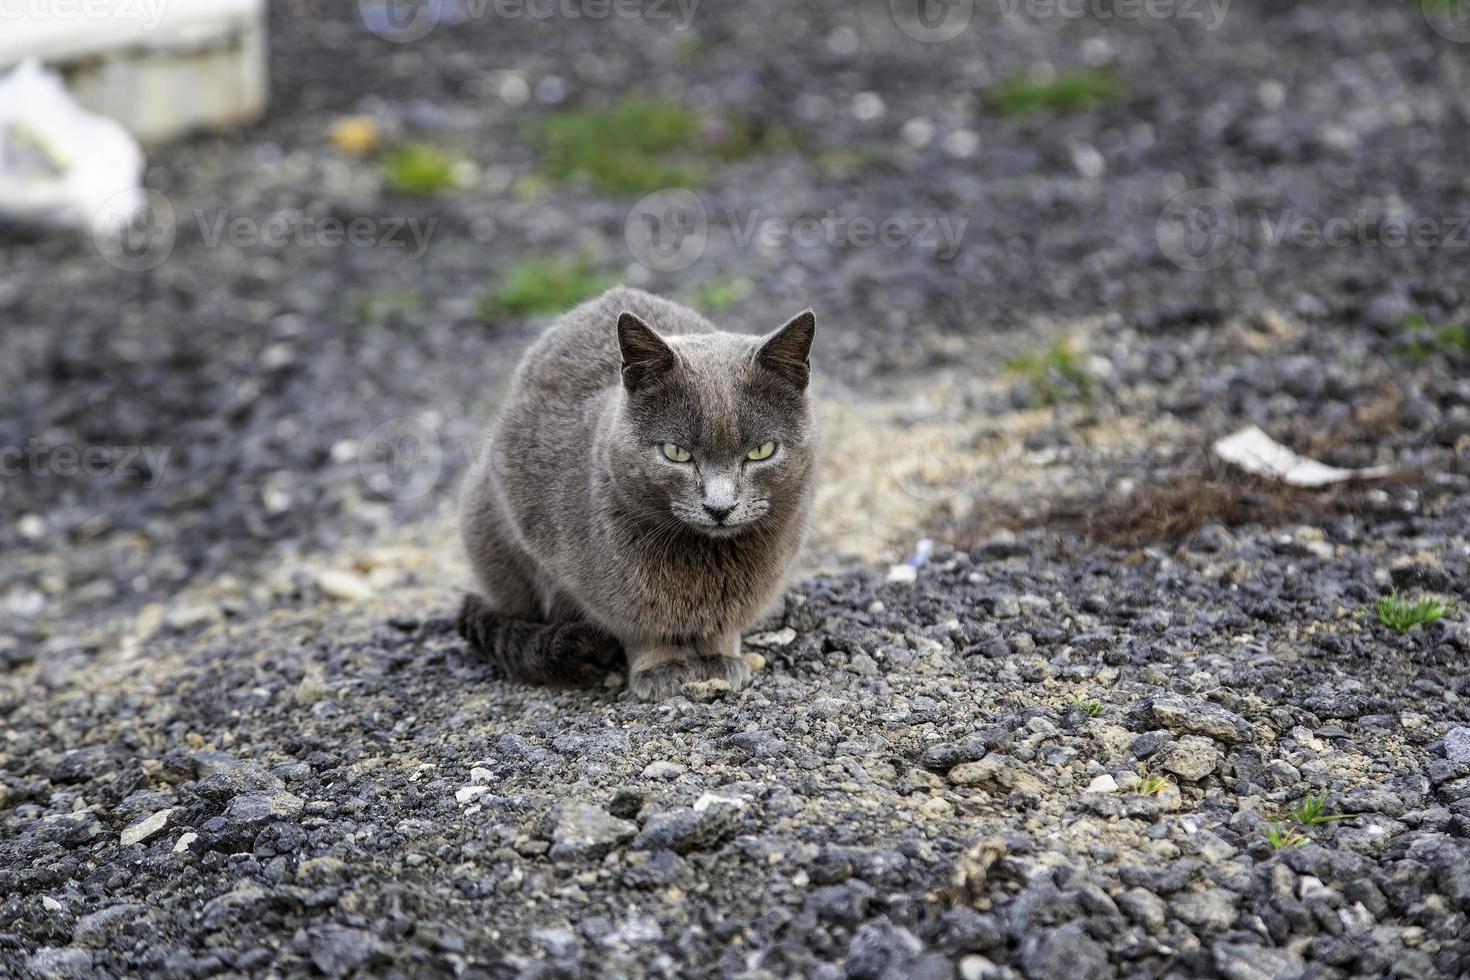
(1004, 340), (1093, 406)
(989, 70), (1124, 116)
(1283, 793), (1354, 827)
(478, 255), (613, 320)
(1265, 824), (1308, 850)
(1396, 314), (1469, 358)
(352, 288), (424, 327)
(1073, 694), (1103, 717)
(540, 99), (786, 195)
(381, 143), (462, 195)
(1138, 771), (1172, 796)
(1265, 794), (1354, 850)
(688, 277), (753, 313)
(1375, 589), (1454, 633)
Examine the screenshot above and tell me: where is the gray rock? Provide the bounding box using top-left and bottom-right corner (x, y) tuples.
(196, 758), (286, 803)
(26, 947), (93, 978)
(549, 803), (637, 861)
(48, 747), (113, 785)
(1020, 922), (1112, 980)
(844, 919), (923, 979)
(1338, 785), (1404, 818)
(934, 907), (1004, 953)
(631, 802), (740, 854)
(1150, 696), (1257, 744)
(1155, 735), (1219, 781)
(224, 791), (304, 825)
(1212, 941), (1307, 980)
(310, 925), (390, 977)
(1116, 887), (1166, 933)
(72, 903), (156, 947)
(1129, 730), (1172, 758)
(1443, 726), (1470, 765)
(533, 926), (581, 958)
(1170, 888), (1238, 932)
(199, 884), (267, 930)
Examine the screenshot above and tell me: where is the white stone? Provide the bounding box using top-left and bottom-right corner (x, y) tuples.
(960, 954), (997, 980)
(455, 785), (489, 805)
(901, 118), (934, 148)
(173, 832), (198, 853)
(886, 564), (918, 585)
(693, 792), (745, 813)
(17, 514), (46, 540)
(942, 129), (980, 159)
(41, 896), (63, 912)
(851, 92), (886, 122)
(641, 761), (685, 780)
(469, 767), (494, 785)
(317, 569), (374, 602)
(745, 627), (797, 648)
(120, 808), (175, 846)
(1086, 774), (1119, 794)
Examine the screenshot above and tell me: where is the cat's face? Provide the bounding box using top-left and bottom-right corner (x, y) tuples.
(614, 310), (815, 538)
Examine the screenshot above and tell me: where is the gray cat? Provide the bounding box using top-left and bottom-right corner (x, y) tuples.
(457, 286), (816, 700)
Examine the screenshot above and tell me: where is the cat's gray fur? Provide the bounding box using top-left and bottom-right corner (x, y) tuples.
(457, 285), (816, 700)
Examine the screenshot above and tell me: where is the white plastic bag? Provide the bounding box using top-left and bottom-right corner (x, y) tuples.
(0, 58), (145, 232)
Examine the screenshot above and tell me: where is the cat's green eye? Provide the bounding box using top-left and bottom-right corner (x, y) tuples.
(662, 443), (692, 463)
(746, 441), (777, 462)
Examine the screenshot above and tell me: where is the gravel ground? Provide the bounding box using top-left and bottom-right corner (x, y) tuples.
(3, 0), (1470, 977)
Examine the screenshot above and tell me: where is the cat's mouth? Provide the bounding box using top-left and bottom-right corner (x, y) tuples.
(700, 520), (752, 538)
(673, 507), (758, 537)
(683, 516), (754, 538)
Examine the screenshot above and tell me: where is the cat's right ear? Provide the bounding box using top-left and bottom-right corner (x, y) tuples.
(617, 312), (677, 392)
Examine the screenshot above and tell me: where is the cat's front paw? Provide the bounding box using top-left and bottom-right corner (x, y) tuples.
(628, 654), (752, 702)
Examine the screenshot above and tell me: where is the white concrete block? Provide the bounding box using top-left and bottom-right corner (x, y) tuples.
(0, 0), (268, 142)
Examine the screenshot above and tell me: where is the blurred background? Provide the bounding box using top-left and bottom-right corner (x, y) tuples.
(2, 0), (1468, 642)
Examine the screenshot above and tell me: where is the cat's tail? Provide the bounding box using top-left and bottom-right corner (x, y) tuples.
(456, 593), (622, 685)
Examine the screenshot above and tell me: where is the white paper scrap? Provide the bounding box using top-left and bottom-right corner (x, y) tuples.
(1213, 425), (1393, 488)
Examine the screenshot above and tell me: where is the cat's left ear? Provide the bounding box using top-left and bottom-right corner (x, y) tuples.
(618, 311), (677, 392)
(756, 309), (815, 390)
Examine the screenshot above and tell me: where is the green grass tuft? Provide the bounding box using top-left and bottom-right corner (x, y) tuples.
(352, 288), (424, 328)
(989, 70), (1124, 116)
(540, 99), (785, 195)
(1004, 340), (1093, 406)
(1396, 314), (1470, 358)
(1265, 824), (1308, 850)
(381, 143), (462, 195)
(1375, 589), (1454, 633)
(1283, 793), (1354, 827)
(1138, 771), (1172, 796)
(687, 277), (753, 313)
(1264, 793), (1355, 851)
(478, 255), (613, 320)
(541, 99), (701, 195)
(1073, 694), (1103, 717)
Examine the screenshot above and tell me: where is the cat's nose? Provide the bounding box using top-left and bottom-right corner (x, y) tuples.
(703, 503), (734, 523)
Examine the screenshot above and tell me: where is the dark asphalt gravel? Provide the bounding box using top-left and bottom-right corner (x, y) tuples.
(3, 1), (1470, 977)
